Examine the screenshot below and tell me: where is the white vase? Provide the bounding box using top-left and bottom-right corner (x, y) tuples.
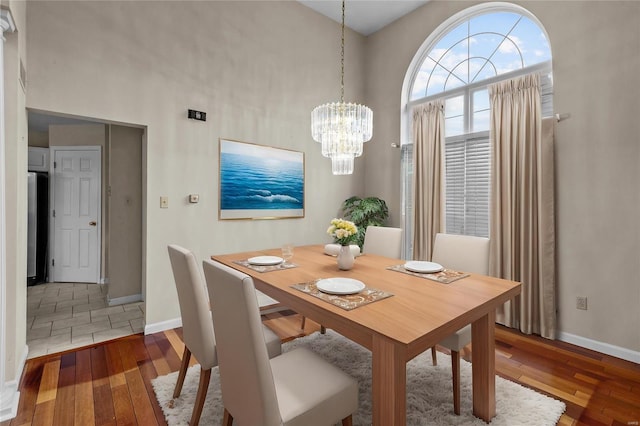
(337, 245), (355, 270)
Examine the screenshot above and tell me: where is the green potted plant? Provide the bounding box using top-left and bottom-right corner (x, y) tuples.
(340, 196), (389, 248)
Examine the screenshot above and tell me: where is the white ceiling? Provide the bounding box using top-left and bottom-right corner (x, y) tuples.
(298, 0), (430, 36)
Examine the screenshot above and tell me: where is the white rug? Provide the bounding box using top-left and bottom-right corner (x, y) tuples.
(152, 330), (565, 425)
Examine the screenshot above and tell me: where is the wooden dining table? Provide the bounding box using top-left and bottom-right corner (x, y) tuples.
(211, 244), (521, 425)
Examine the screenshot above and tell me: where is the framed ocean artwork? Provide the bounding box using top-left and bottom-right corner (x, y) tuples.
(219, 139), (305, 220)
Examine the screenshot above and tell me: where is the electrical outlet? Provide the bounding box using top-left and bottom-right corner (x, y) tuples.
(576, 296), (588, 310)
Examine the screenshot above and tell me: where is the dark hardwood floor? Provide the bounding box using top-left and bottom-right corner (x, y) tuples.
(2, 311), (639, 426)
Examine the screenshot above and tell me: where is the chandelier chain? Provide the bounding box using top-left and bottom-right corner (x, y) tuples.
(340, 0), (345, 103)
(310, 0), (372, 175)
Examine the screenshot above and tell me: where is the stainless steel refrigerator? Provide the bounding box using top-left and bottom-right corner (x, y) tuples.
(27, 171), (48, 285)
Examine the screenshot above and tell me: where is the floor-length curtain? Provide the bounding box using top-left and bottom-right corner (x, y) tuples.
(412, 100), (445, 261)
(489, 74), (557, 339)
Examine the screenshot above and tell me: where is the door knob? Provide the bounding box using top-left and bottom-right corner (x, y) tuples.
(89, 221), (97, 226)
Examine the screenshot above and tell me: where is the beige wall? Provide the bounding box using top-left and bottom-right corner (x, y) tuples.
(27, 130), (47, 147)
(49, 123), (105, 148)
(24, 1), (366, 326)
(107, 125), (143, 302)
(534, 1), (639, 354)
(364, 1), (640, 353)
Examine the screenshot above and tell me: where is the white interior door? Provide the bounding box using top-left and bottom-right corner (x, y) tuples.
(52, 148), (101, 283)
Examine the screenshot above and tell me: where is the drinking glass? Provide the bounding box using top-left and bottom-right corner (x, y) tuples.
(281, 243), (294, 266)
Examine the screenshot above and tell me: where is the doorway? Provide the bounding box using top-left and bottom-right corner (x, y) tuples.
(26, 110), (146, 356)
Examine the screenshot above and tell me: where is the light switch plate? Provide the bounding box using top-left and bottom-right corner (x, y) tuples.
(160, 196), (169, 208)
(189, 194), (199, 203)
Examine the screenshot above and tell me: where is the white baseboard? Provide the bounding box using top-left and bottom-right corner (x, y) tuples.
(0, 384), (19, 422)
(108, 293), (142, 306)
(16, 344), (28, 389)
(144, 317), (182, 335)
(557, 331), (640, 364)
(142, 301), (287, 335)
(0, 344), (28, 421)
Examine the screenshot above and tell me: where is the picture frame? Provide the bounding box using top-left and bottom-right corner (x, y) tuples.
(219, 138), (305, 220)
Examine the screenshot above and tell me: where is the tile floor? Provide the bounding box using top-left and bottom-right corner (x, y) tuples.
(27, 282), (145, 359)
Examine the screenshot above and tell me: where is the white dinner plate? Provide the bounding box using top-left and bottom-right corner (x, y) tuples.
(404, 261), (444, 273)
(316, 278), (366, 295)
(247, 256), (284, 266)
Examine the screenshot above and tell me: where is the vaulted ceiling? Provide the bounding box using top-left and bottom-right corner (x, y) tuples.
(297, 0), (430, 36)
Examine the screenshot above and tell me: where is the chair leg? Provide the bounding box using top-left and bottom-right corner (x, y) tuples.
(173, 346), (192, 398)
(222, 408), (233, 426)
(341, 414), (353, 426)
(320, 325), (326, 334)
(451, 350), (460, 415)
(431, 346), (438, 366)
(190, 367), (211, 426)
(300, 315), (306, 331)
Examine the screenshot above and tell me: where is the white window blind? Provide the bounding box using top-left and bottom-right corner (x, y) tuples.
(444, 132), (490, 237)
(401, 144), (415, 256)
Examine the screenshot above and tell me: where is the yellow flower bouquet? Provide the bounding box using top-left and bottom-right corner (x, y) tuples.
(327, 218), (358, 246)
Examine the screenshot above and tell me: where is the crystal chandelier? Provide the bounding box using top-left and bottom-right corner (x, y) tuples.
(311, 0), (373, 175)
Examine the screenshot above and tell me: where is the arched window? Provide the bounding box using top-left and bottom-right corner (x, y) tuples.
(402, 3), (552, 256)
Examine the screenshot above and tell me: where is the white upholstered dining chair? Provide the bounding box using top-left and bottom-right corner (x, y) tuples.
(167, 245), (282, 425)
(203, 259), (359, 426)
(362, 226), (403, 258)
(429, 233), (490, 415)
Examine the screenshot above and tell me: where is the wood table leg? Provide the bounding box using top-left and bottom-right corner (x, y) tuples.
(372, 335), (406, 426)
(471, 310), (496, 422)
